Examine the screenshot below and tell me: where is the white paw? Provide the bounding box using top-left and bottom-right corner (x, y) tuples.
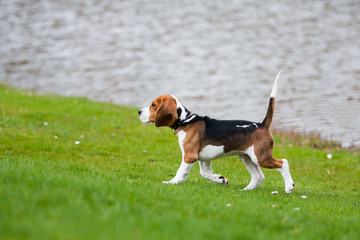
(285, 182), (295, 194)
(162, 178), (184, 185)
(242, 186), (254, 191)
(162, 181), (174, 184)
(242, 178), (263, 191)
(241, 183), (258, 191)
(217, 175), (229, 185)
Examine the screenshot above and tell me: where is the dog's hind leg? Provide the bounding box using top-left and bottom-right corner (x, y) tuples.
(277, 159), (295, 194)
(241, 155), (265, 190)
(199, 160), (229, 185)
(258, 157), (295, 194)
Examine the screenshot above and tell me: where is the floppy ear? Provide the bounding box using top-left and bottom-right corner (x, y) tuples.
(155, 98), (178, 127)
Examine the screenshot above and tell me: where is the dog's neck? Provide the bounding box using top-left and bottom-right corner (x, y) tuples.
(172, 107), (200, 130)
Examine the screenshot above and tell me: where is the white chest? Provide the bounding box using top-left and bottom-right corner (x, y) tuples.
(177, 130), (187, 155)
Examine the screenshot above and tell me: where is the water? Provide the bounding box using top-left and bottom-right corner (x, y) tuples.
(1, 0), (359, 147)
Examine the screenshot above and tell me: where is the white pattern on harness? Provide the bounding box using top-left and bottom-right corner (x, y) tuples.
(236, 123), (258, 128)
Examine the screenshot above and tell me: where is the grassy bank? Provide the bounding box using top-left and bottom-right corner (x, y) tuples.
(0, 84), (359, 240)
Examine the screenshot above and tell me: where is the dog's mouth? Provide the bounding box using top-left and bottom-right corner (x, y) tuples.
(138, 107), (151, 123)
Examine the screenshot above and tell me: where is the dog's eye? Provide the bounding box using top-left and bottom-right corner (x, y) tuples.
(151, 103), (156, 107)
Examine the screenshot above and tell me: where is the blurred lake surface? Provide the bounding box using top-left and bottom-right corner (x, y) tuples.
(1, 0), (359, 147)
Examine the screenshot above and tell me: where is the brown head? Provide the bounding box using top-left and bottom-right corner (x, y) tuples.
(138, 95), (179, 128)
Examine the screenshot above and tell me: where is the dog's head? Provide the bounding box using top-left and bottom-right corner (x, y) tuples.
(138, 95), (180, 128)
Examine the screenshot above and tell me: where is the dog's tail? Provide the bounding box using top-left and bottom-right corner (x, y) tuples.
(262, 71), (281, 130)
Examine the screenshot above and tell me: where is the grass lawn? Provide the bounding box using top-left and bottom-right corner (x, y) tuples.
(0, 84), (359, 240)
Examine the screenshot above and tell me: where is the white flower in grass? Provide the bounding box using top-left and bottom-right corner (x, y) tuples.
(75, 141), (80, 145)
(326, 154), (332, 159)
(44, 122), (48, 126)
(54, 136), (58, 139)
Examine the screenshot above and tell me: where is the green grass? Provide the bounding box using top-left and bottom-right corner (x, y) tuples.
(0, 84), (359, 240)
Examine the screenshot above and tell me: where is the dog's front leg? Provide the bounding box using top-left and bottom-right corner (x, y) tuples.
(162, 130), (198, 184)
(162, 160), (195, 184)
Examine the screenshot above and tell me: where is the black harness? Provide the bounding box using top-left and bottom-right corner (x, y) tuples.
(172, 113), (204, 130)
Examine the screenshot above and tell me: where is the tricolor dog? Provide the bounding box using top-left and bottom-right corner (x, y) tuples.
(138, 72), (295, 193)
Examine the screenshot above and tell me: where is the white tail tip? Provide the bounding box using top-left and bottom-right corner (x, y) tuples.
(270, 71), (281, 98)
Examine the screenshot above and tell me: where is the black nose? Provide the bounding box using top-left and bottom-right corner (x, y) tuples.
(138, 110), (142, 116)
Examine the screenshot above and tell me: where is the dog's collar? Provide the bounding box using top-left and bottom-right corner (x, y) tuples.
(172, 113), (201, 130)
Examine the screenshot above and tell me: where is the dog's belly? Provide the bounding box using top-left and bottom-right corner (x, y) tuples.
(199, 145), (224, 160)
(199, 145), (241, 160)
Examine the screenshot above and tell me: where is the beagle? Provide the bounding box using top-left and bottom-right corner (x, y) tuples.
(138, 72), (295, 193)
